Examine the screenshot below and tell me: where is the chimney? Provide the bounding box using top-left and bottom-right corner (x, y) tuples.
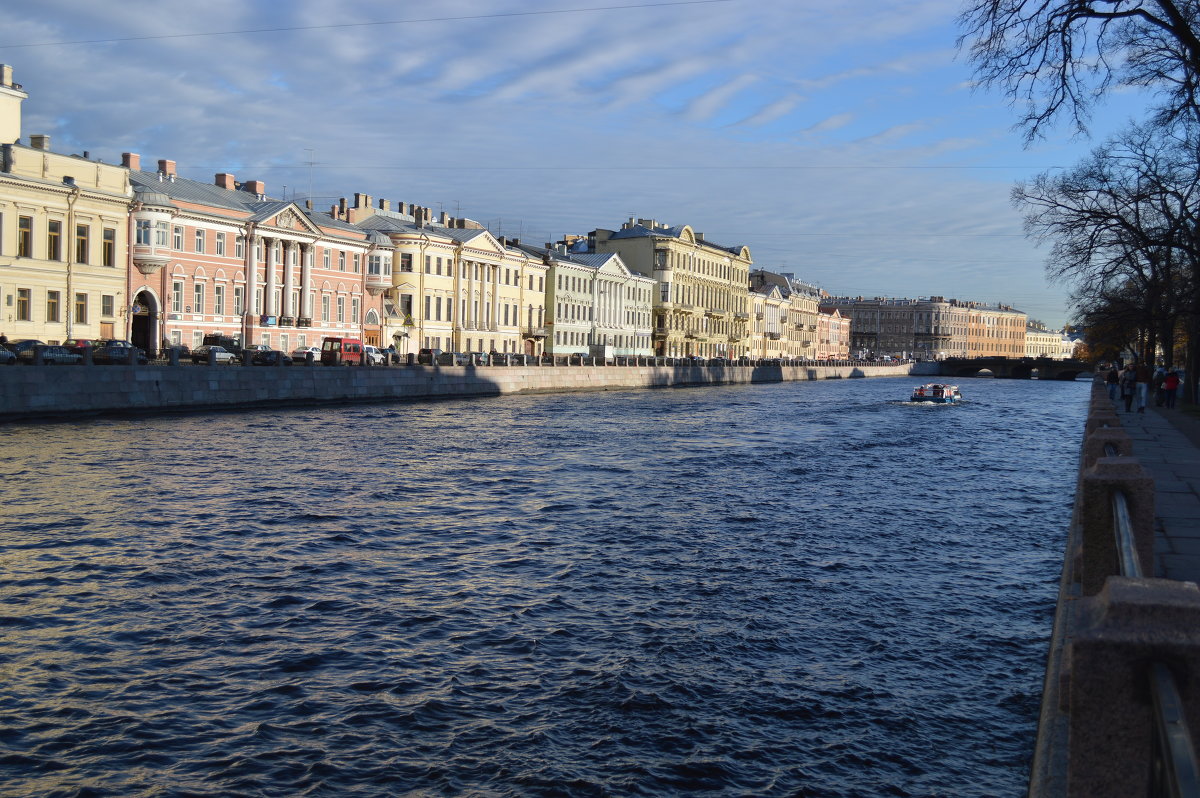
(157, 159), (176, 177)
(511, 238), (520, 247)
(215, 172), (236, 189)
(396, 201), (407, 215)
(439, 211), (449, 226)
(122, 152), (141, 170)
(244, 179), (265, 197)
(379, 198), (390, 212)
(305, 200), (313, 210)
(338, 197), (348, 218)
(29, 134), (50, 151)
(498, 236), (507, 247)
(354, 192), (370, 209)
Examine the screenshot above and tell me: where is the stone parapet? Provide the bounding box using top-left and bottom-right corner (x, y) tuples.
(0, 362), (913, 422)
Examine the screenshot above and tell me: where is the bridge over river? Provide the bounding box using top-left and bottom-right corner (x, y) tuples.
(938, 356), (1090, 381)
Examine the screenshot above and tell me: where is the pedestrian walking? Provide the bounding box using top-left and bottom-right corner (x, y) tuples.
(1120, 365), (1137, 412)
(1106, 366), (1120, 401)
(1135, 362), (1152, 413)
(1164, 370), (1181, 409)
(1153, 366), (1167, 406)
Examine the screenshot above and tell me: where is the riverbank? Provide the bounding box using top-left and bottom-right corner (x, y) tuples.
(0, 361), (914, 422)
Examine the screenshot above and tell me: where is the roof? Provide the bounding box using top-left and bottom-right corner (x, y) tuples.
(130, 170), (263, 211)
(608, 222), (746, 256)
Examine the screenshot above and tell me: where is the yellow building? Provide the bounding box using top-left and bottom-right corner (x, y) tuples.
(0, 65), (132, 344)
(588, 219), (752, 357)
(352, 197), (548, 356)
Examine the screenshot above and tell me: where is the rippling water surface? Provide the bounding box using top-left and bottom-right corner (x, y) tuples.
(0, 376), (1089, 797)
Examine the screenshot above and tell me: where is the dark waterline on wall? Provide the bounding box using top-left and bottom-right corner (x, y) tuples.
(0, 377), (1089, 796)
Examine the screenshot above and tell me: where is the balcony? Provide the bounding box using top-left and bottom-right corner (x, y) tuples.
(755, 312), (764, 320)
(365, 273), (391, 296)
(132, 245), (170, 275)
(766, 331), (782, 340)
(652, 329), (669, 339)
(705, 307), (726, 318)
(522, 326), (548, 338)
(279, 316), (296, 327)
(735, 312), (750, 321)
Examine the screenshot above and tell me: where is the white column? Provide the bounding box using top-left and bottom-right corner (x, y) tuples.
(265, 238), (278, 316)
(300, 244), (313, 320)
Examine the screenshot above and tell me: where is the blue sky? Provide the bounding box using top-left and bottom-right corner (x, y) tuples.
(2, 0), (1156, 326)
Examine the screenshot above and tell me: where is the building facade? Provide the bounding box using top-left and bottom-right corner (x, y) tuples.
(126, 158), (387, 355)
(587, 219), (753, 358)
(827, 295), (1028, 360)
(352, 197), (549, 357)
(1, 66), (132, 345)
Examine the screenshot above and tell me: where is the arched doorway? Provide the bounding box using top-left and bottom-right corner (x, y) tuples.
(131, 290), (159, 356)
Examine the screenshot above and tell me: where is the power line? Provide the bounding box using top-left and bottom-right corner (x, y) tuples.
(181, 163), (1062, 171)
(1, 0), (733, 49)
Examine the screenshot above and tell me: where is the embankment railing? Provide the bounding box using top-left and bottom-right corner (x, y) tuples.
(1104, 439), (1200, 798)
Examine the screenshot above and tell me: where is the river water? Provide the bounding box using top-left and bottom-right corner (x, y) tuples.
(0, 376), (1089, 797)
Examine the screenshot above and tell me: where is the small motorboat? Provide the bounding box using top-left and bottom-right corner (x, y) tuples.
(910, 383), (961, 403)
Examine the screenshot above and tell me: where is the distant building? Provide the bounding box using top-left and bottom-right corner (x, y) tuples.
(825, 295), (1027, 359)
(1025, 320), (1076, 360)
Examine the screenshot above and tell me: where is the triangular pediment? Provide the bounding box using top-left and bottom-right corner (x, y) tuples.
(252, 202), (324, 235)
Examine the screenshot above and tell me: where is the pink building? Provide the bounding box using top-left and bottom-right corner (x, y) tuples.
(817, 306), (851, 360)
(126, 155), (392, 354)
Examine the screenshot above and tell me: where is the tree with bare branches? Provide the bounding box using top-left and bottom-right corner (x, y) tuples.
(959, 1), (1200, 139)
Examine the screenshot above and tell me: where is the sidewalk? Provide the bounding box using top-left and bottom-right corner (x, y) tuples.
(1108, 396), (1200, 582)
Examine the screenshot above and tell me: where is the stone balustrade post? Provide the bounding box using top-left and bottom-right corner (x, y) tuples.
(1078, 456), (1156, 596)
(168, 348), (179, 366)
(1065, 577), (1200, 797)
(82, 346), (93, 366)
(1081, 427), (1135, 469)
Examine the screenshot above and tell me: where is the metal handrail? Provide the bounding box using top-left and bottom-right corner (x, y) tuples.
(1102, 440), (1200, 796)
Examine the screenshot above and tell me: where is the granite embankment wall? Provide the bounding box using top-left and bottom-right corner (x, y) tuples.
(1, 362), (913, 421)
(1029, 382), (1200, 797)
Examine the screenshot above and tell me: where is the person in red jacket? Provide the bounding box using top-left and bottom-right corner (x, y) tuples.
(1163, 370), (1181, 409)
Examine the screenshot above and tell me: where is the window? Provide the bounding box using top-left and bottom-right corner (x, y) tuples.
(18, 216), (32, 256)
(321, 295), (330, 322)
(425, 255), (431, 274)
(338, 252), (346, 271)
(75, 225), (89, 263)
(353, 254), (360, 273)
(195, 230), (205, 253)
(103, 228), (116, 266)
(233, 286), (244, 316)
(193, 283), (204, 314)
(436, 257), (442, 275)
(400, 253), (413, 272)
(323, 249), (330, 269)
(435, 296), (441, 321)
(236, 236), (245, 259)
(337, 296), (345, 322)
(351, 297), (359, 322)
(46, 290), (60, 323)
(216, 285), (228, 315)
(74, 293), (88, 324)
(16, 288), (30, 320)
(424, 294), (431, 320)
(172, 281), (183, 313)
(47, 220), (62, 260)
(102, 295), (114, 317)
(216, 232), (226, 256)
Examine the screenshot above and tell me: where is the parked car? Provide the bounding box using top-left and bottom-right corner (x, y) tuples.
(417, 347), (443, 365)
(191, 345), (237, 364)
(437, 351), (471, 366)
(0, 347), (15, 366)
(362, 345), (387, 366)
(290, 345), (321, 363)
(243, 343), (271, 354)
(251, 350), (293, 366)
(463, 352), (489, 365)
(62, 338), (99, 354)
(25, 345), (83, 365)
(202, 334), (244, 355)
(91, 342), (149, 365)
